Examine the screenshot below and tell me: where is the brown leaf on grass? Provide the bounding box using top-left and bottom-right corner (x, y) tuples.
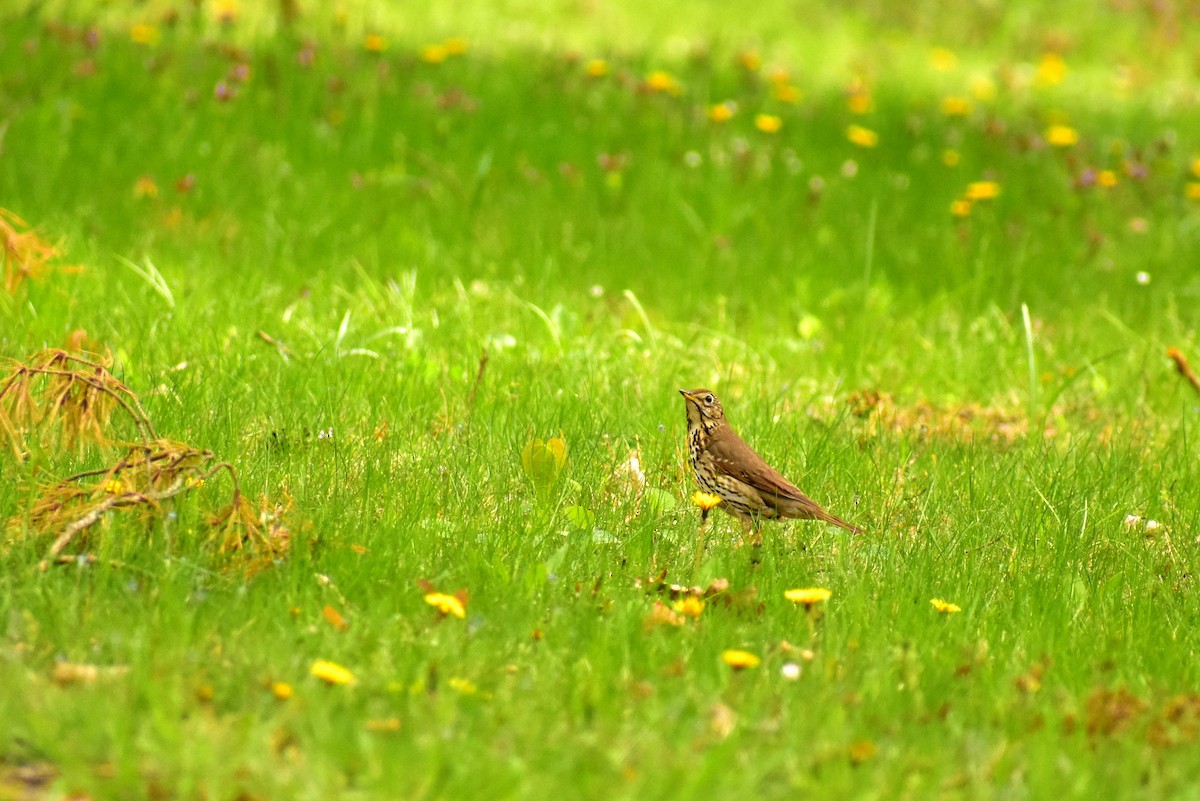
(322, 605), (349, 631)
(1013, 661), (1047, 694)
(636, 570), (729, 599)
(51, 661), (130, 686)
(843, 389), (1029, 446)
(644, 600), (684, 629)
(848, 739), (877, 764)
(1085, 687), (1147, 738)
(366, 718), (402, 732)
(1148, 694), (1200, 747)
(63, 329), (100, 353)
(1167, 347), (1200, 397)
(0, 761), (58, 796)
(256, 329), (292, 360)
(834, 386), (1173, 450)
(1, 209), (73, 294)
(709, 702), (737, 738)
(637, 571), (761, 613)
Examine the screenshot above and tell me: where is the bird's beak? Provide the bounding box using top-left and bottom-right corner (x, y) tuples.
(678, 389), (694, 400)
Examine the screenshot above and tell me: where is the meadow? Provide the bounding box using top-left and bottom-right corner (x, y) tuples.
(2, 1), (1200, 798)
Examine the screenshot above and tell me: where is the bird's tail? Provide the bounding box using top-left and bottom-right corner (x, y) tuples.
(777, 494), (863, 534)
(818, 509), (863, 534)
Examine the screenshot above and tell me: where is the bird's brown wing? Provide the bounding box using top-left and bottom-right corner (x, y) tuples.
(708, 428), (862, 533)
(707, 429), (817, 504)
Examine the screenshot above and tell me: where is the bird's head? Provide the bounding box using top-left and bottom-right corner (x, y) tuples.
(679, 388), (726, 431)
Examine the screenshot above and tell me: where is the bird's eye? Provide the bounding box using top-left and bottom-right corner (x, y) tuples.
(704, 394), (714, 404)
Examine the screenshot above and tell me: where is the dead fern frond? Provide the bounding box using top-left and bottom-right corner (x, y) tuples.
(4, 350), (294, 568)
(21, 440), (211, 555)
(204, 465), (292, 556)
(0, 349), (155, 458)
(1168, 347), (1200, 397)
(1, 209), (66, 294)
(14, 439), (292, 564)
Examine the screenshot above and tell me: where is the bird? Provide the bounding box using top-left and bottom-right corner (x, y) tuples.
(679, 388), (861, 540)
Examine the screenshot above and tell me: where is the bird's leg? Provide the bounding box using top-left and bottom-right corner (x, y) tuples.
(740, 515), (763, 565)
(738, 515), (763, 546)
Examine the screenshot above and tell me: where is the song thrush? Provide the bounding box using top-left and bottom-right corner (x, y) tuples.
(679, 388), (862, 538)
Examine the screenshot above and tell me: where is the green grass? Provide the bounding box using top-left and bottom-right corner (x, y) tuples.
(3, 1), (1200, 798)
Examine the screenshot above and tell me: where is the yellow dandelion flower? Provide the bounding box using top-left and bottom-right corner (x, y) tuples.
(942, 149), (961, 167)
(849, 740), (878, 763)
(691, 491), (722, 511)
(767, 67), (790, 85)
(103, 478), (125, 494)
(773, 83), (802, 104)
(707, 101), (736, 122)
(133, 176), (159, 198)
(644, 70), (681, 94)
(1190, 157), (1200, 179)
(930, 598), (962, 614)
(447, 677), (478, 695)
(969, 74), (996, 101)
(929, 47), (957, 72)
(442, 37), (468, 55)
(784, 587), (832, 607)
(584, 58), (609, 78)
(721, 649), (761, 670)
(367, 717), (401, 732)
(310, 659), (356, 685)
(363, 34), (387, 53)
(846, 124), (878, 148)
(1036, 53), (1066, 86)
(211, 0), (239, 24)
(672, 596), (705, 619)
(1097, 170), (1118, 188)
(847, 92), (872, 114)
(420, 43), (448, 63)
(950, 199), (973, 217)
(1046, 124), (1079, 147)
(964, 180), (1000, 200)
(738, 50), (762, 72)
(424, 592), (466, 619)
(271, 681), (294, 700)
(1186, 183), (1200, 200)
(941, 96), (971, 116)
(755, 113), (783, 133)
(129, 23), (159, 46)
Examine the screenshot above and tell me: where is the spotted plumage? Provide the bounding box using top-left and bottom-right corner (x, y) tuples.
(679, 388), (861, 538)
